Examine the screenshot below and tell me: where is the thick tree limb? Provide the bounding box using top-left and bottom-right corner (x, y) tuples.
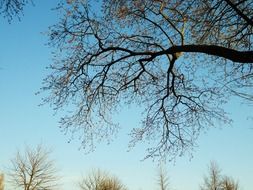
(103, 45), (253, 63)
(164, 45), (253, 63)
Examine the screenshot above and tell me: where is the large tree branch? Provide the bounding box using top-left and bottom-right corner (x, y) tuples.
(163, 45), (253, 63)
(103, 44), (253, 63)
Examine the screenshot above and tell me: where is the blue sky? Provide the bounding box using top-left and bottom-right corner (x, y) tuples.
(0, 1), (253, 190)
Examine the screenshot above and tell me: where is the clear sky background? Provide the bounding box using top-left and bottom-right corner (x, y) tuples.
(0, 1), (253, 190)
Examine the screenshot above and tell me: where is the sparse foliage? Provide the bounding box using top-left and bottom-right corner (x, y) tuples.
(79, 169), (127, 190)
(200, 161), (239, 190)
(0, 0), (32, 22)
(41, 0), (253, 160)
(8, 145), (59, 190)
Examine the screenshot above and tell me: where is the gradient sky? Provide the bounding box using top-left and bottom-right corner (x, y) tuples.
(0, 1), (253, 190)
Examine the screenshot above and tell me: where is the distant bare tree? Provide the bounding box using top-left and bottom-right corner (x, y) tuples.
(200, 161), (239, 190)
(222, 177), (239, 190)
(157, 167), (170, 190)
(79, 169), (127, 190)
(200, 161), (222, 190)
(8, 145), (59, 190)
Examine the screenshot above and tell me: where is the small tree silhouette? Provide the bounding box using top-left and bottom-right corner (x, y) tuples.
(200, 161), (239, 190)
(157, 167), (170, 190)
(79, 169), (127, 190)
(8, 145), (59, 190)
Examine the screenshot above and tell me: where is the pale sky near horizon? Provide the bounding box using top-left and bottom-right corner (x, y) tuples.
(0, 1), (253, 190)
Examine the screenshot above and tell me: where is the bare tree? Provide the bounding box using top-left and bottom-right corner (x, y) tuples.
(8, 145), (59, 190)
(222, 177), (239, 190)
(157, 167), (170, 190)
(78, 169), (127, 190)
(41, 0), (253, 160)
(200, 161), (223, 190)
(200, 161), (239, 190)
